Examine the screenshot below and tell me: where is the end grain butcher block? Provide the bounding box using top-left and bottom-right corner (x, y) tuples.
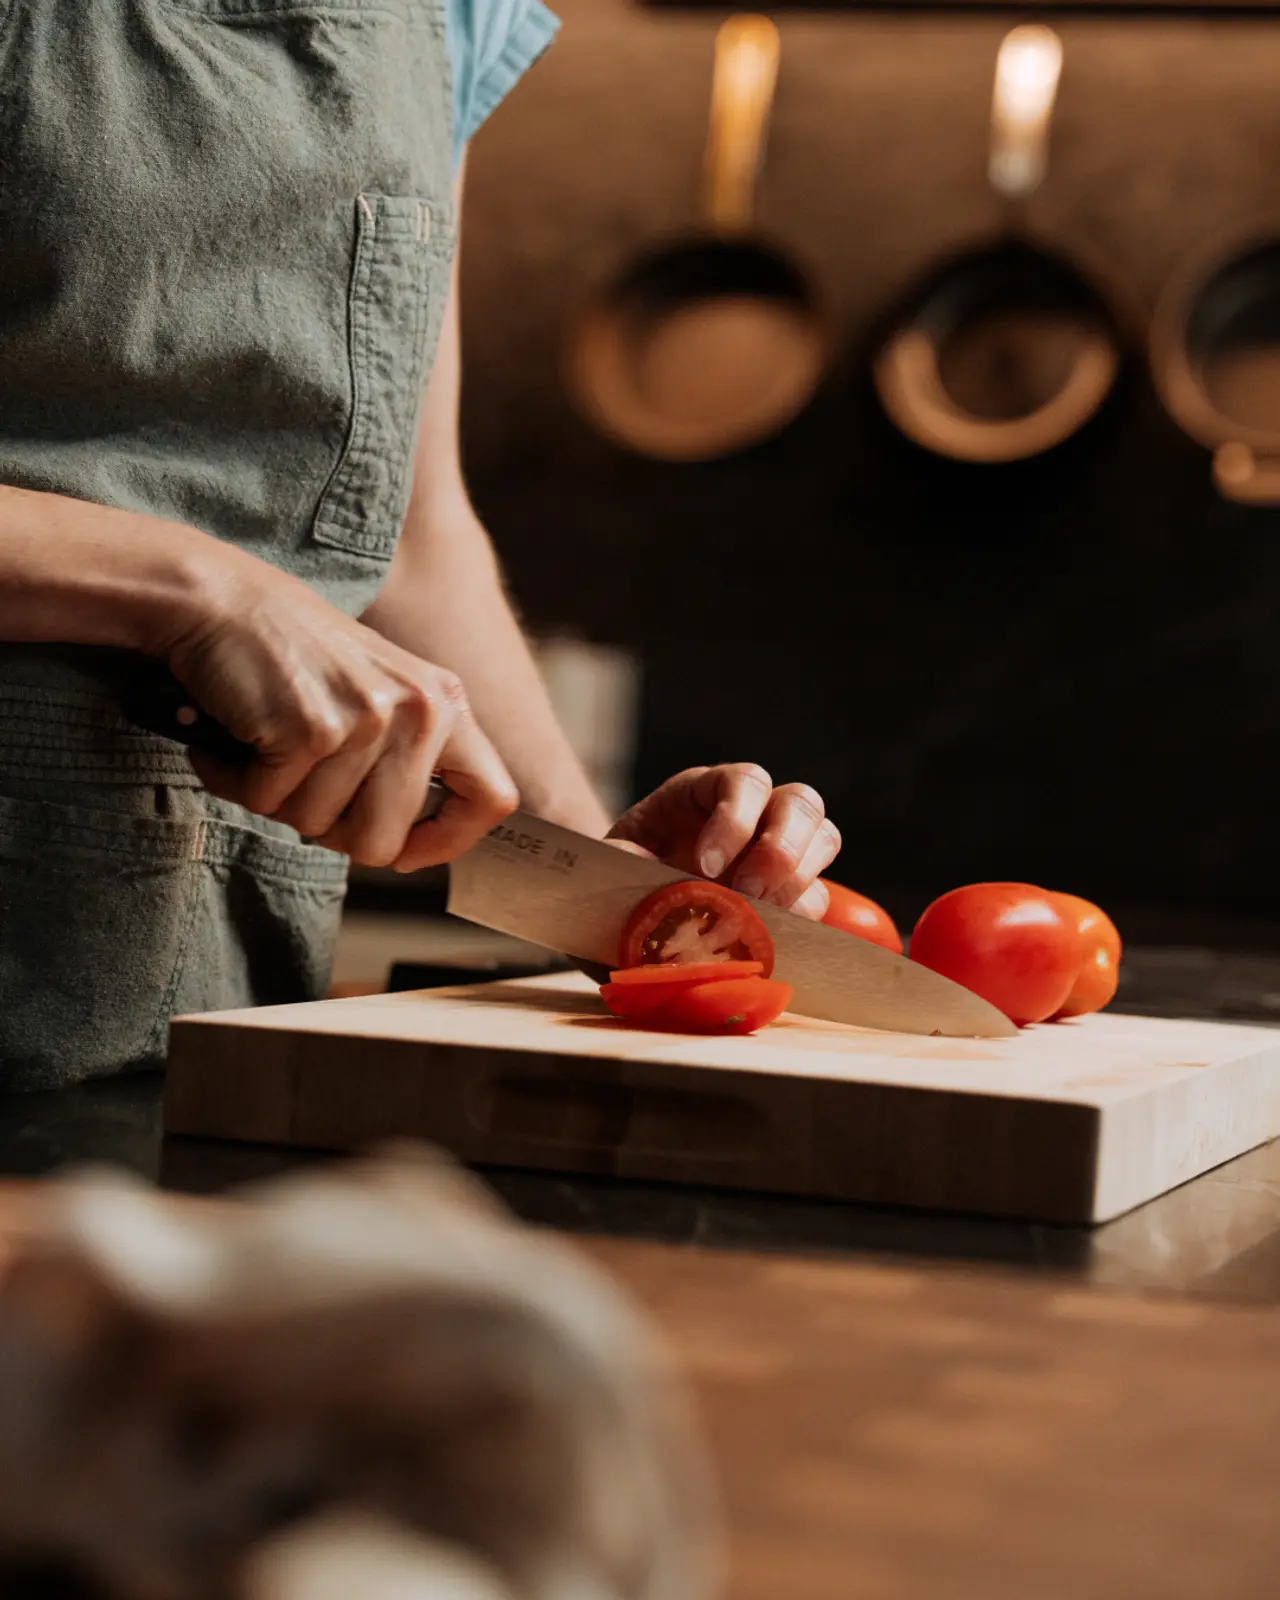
(164, 973), (1280, 1225)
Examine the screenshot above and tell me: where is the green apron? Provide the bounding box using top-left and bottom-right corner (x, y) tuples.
(0, 0), (456, 1090)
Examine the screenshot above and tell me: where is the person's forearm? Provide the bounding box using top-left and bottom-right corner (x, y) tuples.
(364, 502), (611, 837)
(0, 483), (208, 654)
(362, 164), (609, 838)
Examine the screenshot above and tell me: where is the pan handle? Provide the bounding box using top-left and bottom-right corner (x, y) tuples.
(1214, 442), (1280, 504)
(702, 15), (781, 236)
(988, 25), (1063, 205)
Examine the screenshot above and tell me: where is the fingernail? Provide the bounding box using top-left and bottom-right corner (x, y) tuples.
(701, 847), (726, 880)
(794, 882), (830, 920)
(734, 873), (766, 901)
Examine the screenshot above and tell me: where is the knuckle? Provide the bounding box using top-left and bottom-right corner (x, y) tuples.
(433, 668), (469, 711)
(357, 688), (395, 740)
(759, 829), (803, 871)
(295, 806), (341, 840)
(489, 779), (520, 818)
(396, 681), (436, 738)
(778, 782), (825, 822)
(390, 688), (441, 748)
(798, 881), (830, 918)
(311, 816), (344, 850)
(733, 763), (773, 791)
(251, 715), (289, 754)
(351, 833), (401, 870)
(821, 819), (843, 855)
(464, 781), (520, 829)
(243, 770), (290, 817)
(301, 712), (344, 760)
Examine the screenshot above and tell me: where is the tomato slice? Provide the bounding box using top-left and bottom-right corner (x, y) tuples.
(607, 961), (765, 987)
(600, 983), (679, 1020)
(601, 961), (765, 1021)
(646, 977), (794, 1036)
(620, 882), (775, 975)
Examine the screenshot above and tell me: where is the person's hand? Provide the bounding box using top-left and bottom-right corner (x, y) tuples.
(162, 544), (518, 869)
(606, 765), (840, 921)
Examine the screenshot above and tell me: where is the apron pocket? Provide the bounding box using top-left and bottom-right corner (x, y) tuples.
(171, 805), (350, 1018)
(312, 191), (453, 561)
(0, 793), (205, 1092)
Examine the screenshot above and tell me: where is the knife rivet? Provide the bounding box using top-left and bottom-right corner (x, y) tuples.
(176, 706), (199, 727)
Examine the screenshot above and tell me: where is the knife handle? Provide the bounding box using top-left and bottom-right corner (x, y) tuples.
(121, 674), (450, 825)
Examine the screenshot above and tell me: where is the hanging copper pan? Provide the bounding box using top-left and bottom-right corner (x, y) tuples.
(568, 15), (826, 462)
(1152, 225), (1280, 503)
(874, 27), (1123, 465)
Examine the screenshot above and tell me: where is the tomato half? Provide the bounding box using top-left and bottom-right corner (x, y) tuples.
(601, 961), (763, 1021)
(820, 881), (903, 955)
(909, 883), (1077, 1027)
(1050, 893), (1122, 1019)
(648, 977), (794, 1036)
(619, 882), (775, 975)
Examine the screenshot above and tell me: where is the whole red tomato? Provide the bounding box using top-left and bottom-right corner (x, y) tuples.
(821, 881), (903, 955)
(909, 883), (1078, 1026)
(1050, 893), (1122, 1019)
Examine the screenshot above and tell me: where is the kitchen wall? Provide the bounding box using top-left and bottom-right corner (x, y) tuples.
(459, 1), (1280, 919)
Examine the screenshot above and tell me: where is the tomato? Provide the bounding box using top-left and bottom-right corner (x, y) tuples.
(820, 881), (903, 955)
(1049, 893), (1122, 1019)
(601, 961), (763, 1020)
(619, 882), (775, 975)
(909, 883), (1077, 1027)
(647, 976), (794, 1036)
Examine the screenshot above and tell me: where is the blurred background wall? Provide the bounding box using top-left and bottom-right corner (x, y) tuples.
(457, 1), (1280, 923)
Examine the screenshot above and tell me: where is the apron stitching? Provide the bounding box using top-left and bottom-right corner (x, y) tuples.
(345, 199), (379, 510)
(311, 194), (379, 543)
(142, 854), (208, 1066)
(199, 815), (349, 884)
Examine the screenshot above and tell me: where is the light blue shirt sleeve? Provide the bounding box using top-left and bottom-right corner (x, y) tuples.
(445, 0), (561, 169)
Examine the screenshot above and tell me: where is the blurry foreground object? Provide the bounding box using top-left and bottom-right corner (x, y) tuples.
(0, 1148), (717, 1600)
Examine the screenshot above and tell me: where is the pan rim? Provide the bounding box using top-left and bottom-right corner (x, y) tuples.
(871, 233), (1126, 464)
(565, 231), (832, 462)
(1151, 219), (1280, 453)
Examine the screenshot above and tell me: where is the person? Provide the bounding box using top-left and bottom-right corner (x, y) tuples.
(0, 0), (839, 1093)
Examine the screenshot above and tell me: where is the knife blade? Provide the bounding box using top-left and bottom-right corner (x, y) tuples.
(447, 812), (1017, 1038)
(125, 675), (1016, 1038)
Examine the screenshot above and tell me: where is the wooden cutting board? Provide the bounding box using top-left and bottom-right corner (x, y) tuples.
(164, 973), (1280, 1225)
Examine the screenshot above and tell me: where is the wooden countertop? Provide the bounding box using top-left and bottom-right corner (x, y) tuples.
(583, 1238), (1280, 1600)
(4, 1178), (1280, 1598)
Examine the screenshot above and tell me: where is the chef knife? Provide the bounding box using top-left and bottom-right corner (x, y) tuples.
(124, 675), (1017, 1038)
